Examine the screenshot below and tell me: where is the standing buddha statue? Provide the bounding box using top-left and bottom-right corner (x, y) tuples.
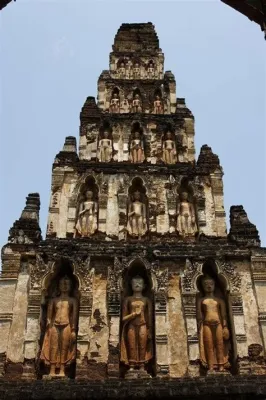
(197, 275), (230, 372)
(120, 275), (153, 377)
(40, 276), (78, 377)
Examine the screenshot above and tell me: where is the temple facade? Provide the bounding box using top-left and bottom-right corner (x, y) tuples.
(1, 23), (266, 397)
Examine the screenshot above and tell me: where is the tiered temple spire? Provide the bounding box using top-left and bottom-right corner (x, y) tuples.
(0, 23), (265, 395)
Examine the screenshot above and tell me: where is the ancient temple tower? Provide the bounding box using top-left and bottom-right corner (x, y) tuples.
(1, 23), (266, 397)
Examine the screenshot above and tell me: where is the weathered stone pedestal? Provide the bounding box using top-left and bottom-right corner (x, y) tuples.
(125, 368), (152, 380)
(42, 375), (70, 381)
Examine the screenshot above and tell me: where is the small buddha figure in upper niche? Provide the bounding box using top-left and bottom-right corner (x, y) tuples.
(147, 61), (155, 78)
(120, 99), (130, 114)
(40, 276), (78, 377)
(110, 93), (120, 113)
(132, 94), (142, 113)
(127, 191), (148, 238)
(98, 131), (112, 162)
(120, 276), (153, 376)
(133, 62), (141, 78)
(197, 276), (230, 372)
(162, 131), (177, 164)
(130, 132), (144, 163)
(118, 62), (126, 77)
(176, 192), (197, 237)
(153, 95), (163, 114)
(75, 190), (98, 237)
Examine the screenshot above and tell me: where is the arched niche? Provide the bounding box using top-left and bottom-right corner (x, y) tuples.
(146, 59), (155, 78)
(126, 177), (149, 238)
(117, 58), (126, 67)
(119, 259), (156, 378)
(129, 122), (145, 163)
(196, 259), (237, 374)
(153, 88), (164, 114)
(163, 123), (174, 135)
(99, 120), (112, 137)
(132, 58), (141, 77)
(131, 88), (142, 113)
(74, 176), (99, 238)
(117, 58), (127, 72)
(39, 258), (80, 379)
(122, 259), (153, 301)
(131, 121), (144, 135)
(154, 88), (162, 98)
(109, 87), (120, 113)
(176, 177), (198, 237)
(97, 121), (113, 162)
(132, 57), (142, 67)
(161, 123), (177, 164)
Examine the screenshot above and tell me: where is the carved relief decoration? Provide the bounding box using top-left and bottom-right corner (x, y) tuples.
(152, 264), (168, 295)
(108, 257), (123, 293)
(86, 124), (98, 145)
(30, 255), (94, 322)
(30, 255), (50, 290)
(10, 229), (33, 245)
(181, 259), (202, 293)
(30, 254), (94, 299)
(181, 259), (241, 295)
(74, 256), (94, 294)
(152, 265), (168, 314)
(107, 257), (123, 316)
(74, 256), (94, 315)
(28, 255), (52, 316)
(215, 260), (241, 294)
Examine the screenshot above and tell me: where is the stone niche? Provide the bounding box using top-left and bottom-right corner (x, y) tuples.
(107, 257), (169, 380)
(74, 176), (99, 238)
(38, 259), (80, 380)
(119, 260), (156, 379)
(181, 258), (244, 376)
(196, 261), (236, 374)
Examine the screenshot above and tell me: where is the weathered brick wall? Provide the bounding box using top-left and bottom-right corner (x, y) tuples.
(1, 376), (266, 399)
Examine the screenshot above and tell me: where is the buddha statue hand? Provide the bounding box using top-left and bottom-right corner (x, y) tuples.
(223, 326), (230, 340)
(135, 307), (141, 316)
(70, 332), (76, 344)
(46, 320), (52, 330)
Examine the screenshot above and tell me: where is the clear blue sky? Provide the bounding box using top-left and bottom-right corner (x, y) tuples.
(1, 0), (265, 247)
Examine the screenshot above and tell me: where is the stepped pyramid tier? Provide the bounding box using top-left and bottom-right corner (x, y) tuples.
(0, 23), (266, 396)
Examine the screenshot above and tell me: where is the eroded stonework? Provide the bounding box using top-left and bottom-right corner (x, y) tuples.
(0, 22), (265, 398)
